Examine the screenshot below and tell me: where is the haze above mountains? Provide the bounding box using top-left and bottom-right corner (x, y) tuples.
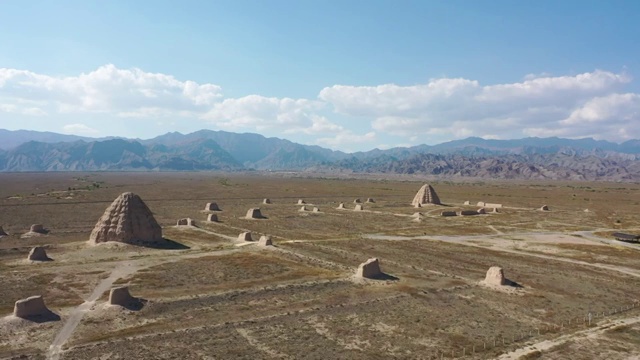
(1, 128), (639, 181)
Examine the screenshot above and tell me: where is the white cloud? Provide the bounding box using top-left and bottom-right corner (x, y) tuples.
(62, 123), (99, 135)
(316, 131), (376, 148)
(202, 95), (326, 132)
(316, 70), (637, 143)
(0, 64), (222, 115)
(1, 65), (640, 150)
(524, 93), (640, 140)
(0, 103), (47, 116)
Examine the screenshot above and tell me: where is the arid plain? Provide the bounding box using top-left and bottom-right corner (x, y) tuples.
(1, 172), (640, 360)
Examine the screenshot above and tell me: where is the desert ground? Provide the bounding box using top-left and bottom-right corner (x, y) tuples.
(1, 171), (639, 360)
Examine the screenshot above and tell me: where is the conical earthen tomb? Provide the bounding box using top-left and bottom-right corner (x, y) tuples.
(89, 192), (164, 245)
(411, 184), (441, 206)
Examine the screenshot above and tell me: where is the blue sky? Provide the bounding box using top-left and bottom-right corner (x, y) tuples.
(1, 0), (639, 151)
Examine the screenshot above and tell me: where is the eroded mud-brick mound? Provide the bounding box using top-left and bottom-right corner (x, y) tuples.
(109, 286), (138, 306)
(246, 208), (265, 219)
(337, 203), (345, 209)
(0, 226), (8, 237)
(354, 198), (362, 204)
(366, 198), (375, 203)
(540, 205), (550, 211)
(28, 246), (51, 261)
(354, 204), (364, 211)
(89, 192), (164, 246)
(485, 266), (507, 286)
(239, 232), (253, 241)
(297, 199), (306, 205)
(30, 224), (47, 234)
(258, 235), (273, 246)
(207, 214), (219, 222)
(204, 202), (221, 211)
(312, 207), (320, 213)
(13, 295), (58, 321)
(356, 258), (383, 279)
(263, 198), (271, 204)
(412, 184), (441, 206)
(177, 218), (196, 226)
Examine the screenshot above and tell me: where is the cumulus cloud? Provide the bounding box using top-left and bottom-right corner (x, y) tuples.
(316, 131), (376, 148)
(0, 64), (222, 115)
(1, 65), (640, 150)
(0, 103), (47, 116)
(62, 123), (99, 135)
(202, 95), (326, 132)
(319, 70), (636, 142)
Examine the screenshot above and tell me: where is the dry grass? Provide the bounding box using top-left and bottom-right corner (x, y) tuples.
(2, 172), (640, 359)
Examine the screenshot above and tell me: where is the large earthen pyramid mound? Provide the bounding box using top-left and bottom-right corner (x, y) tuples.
(89, 192), (163, 245)
(411, 184), (441, 206)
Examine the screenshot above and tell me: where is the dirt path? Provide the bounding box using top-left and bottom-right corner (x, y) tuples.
(47, 261), (141, 360)
(487, 225), (504, 235)
(497, 314), (640, 359)
(46, 248), (242, 360)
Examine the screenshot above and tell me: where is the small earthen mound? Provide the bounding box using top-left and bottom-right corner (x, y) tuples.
(21, 224), (49, 238)
(177, 218), (196, 226)
(354, 204), (364, 211)
(297, 199), (306, 205)
(463, 201), (470, 205)
(89, 192), (164, 246)
(357, 258), (382, 279)
(477, 201), (485, 207)
(312, 207), (320, 213)
(28, 247), (51, 261)
(263, 198), (272, 204)
(30, 224), (47, 234)
(239, 232), (253, 241)
(258, 235), (273, 247)
(484, 266), (506, 286)
(337, 203), (345, 209)
(354, 198), (362, 204)
(540, 205), (550, 211)
(245, 208), (265, 219)
(584, 209), (590, 213)
(109, 286), (135, 306)
(13, 296), (56, 320)
(441, 211), (457, 217)
(109, 286), (143, 310)
(0, 226), (8, 237)
(366, 198), (375, 203)
(477, 208), (487, 214)
(207, 214), (219, 222)
(481, 266), (522, 292)
(299, 206), (308, 212)
(204, 202), (221, 211)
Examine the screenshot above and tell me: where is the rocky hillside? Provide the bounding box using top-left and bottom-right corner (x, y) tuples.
(0, 129), (639, 181)
(329, 153), (640, 181)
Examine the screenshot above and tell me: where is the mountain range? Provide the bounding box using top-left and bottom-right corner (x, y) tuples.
(1, 129), (639, 181)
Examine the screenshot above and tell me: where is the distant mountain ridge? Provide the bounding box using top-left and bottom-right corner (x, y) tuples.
(0, 129), (639, 181)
